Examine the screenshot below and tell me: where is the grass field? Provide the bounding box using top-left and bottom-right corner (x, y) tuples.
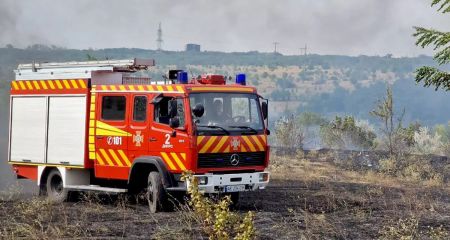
(1, 153), (449, 239)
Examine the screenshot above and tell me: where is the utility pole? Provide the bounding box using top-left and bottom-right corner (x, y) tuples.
(273, 42), (279, 54)
(300, 43), (308, 56)
(156, 22), (163, 51)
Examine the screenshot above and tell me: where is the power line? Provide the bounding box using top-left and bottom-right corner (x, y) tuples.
(156, 22), (163, 51)
(300, 43), (308, 56)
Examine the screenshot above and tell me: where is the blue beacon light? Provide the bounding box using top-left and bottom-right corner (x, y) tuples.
(236, 74), (246, 85)
(178, 71), (188, 84)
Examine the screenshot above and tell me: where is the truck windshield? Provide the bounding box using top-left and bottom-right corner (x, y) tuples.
(189, 93), (264, 135)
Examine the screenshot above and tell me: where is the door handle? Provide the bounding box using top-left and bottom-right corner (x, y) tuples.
(149, 137), (157, 142)
(96, 136), (104, 139)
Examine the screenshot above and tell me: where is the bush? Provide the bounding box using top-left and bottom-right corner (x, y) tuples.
(181, 171), (255, 240)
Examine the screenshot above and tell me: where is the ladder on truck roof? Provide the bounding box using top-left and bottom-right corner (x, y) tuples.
(15, 58), (155, 81)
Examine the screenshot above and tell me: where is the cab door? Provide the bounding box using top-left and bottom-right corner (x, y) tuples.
(95, 92), (131, 179)
(149, 94), (190, 173)
(127, 94), (150, 160)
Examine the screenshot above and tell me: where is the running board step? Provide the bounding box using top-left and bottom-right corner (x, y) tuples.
(65, 185), (128, 193)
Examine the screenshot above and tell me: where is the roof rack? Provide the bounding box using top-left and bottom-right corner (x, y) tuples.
(18, 58), (155, 72)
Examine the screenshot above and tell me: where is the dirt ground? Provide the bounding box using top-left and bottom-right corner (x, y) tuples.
(1, 157), (449, 239)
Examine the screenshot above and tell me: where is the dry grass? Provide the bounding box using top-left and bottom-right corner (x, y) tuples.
(1, 153), (449, 239)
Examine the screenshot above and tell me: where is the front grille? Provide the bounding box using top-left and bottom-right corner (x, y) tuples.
(197, 152), (265, 168)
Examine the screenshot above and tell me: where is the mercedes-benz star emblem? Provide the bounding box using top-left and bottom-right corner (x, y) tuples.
(230, 154), (240, 166)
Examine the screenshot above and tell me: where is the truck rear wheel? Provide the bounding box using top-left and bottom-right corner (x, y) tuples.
(46, 169), (68, 203)
(147, 171), (166, 213)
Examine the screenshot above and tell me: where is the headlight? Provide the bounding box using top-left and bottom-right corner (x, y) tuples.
(259, 173), (269, 182)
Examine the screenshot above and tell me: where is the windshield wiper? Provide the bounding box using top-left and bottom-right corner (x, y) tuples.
(197, 125), (230, 135)
(228, 125), (258, 133)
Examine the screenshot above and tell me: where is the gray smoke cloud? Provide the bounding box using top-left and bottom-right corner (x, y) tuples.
(0, 0), (449, 55)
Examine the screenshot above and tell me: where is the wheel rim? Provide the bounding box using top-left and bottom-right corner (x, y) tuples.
(147, 181), (154, 205)
(50, 175), (63, 196)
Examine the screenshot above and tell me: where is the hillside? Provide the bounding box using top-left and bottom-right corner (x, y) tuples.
(0, 46), (449, 126)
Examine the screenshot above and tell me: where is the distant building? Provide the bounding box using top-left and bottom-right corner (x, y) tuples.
(185, 44), (201, 52)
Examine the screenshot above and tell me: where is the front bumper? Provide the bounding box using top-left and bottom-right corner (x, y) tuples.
(189, 172), (270, 193)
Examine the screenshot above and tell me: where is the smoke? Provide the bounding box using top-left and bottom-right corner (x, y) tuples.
(0, 0), (449, 56)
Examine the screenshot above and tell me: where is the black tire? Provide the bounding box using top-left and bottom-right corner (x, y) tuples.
(147, 171), (166, 213)
(46, 169), (68, 203)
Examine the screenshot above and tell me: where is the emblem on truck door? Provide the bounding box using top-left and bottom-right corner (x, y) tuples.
(133, 131), (144, 147)
(230, 154), (240, 166)
(231, 137), (240, 151)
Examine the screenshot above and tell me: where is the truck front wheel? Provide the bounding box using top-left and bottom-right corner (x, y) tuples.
(46, 169), (68, 203)
(147, 171), (166, 213)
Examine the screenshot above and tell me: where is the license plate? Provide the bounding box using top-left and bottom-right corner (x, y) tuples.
(225, 185), (245, 192)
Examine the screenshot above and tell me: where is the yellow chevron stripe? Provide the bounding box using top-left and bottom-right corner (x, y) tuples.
(96, 153), (105, 165)
(224, 146), (231, 153)
(108, 149), (123, 167)
(147, 85), (155, 91)
(48, 81), (55, 89)
(161, 152), (177, 170)
(118, 150), (131, 167)
(251, 135), (264, 151)
(18, 81), (26, 90)
(40, 81), (48, 89)
(119, 85), (126, 91)
(26, 81), (33, 90)
(32, 81), (40, 90)
(138, 85), (145, 91)
(70, 79), (79, 89)
(200, 136), (217, 153)
(129, 85), (136, 91)
(78, 79), (87, 88)
(240, 145), (247, 152)
(166, 86), (174, 91)
(101, 85), (108, 90)
(176, 86), (184, 92)
(11, 81), (19, 90)
(96, 121), (131, 136)
(110, 85), (117, 91)
(260, 135), (267, 144)
(242, 136), (256, 152)
(55, 80), (63, 89)
(156, 85), (164, 91)
(99, 149), (114, 166)
(89, 151), (96, 160)
(197, 136), (205, 144)
(211, 136), (229, 153)
(62, 80), (71, 89)
(170, 153), (186, 170)
(180, 153), (186, 161)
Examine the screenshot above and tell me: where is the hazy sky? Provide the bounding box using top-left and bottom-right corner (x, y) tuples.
(1, 0), (449, 56)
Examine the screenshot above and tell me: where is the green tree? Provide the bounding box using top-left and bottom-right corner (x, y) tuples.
(413, 0), (450, 91)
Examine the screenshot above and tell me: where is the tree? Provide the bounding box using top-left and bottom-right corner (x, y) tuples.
(413, 0), (450, 91)
(370, 86), (405, 155)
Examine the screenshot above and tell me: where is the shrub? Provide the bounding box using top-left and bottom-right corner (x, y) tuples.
(181, 171), (255, 240)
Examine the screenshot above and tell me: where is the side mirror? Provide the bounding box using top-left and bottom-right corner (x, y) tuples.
(193, 103), (205, 118)
(169, 117), (180, 128)
(261, 101), (268, 120)
(169, 99), (178, 118)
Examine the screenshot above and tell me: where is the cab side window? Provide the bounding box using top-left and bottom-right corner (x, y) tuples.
(154, 96), (185, 126)
(101, 96), (126, 120)
(133, 96), (147, 121)
(154, 97), (171, 124)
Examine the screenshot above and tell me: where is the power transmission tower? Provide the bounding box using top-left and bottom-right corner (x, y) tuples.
(273, 42), (279, 54)
(300, 43), (308, 55)
(156, 22), (163, 51)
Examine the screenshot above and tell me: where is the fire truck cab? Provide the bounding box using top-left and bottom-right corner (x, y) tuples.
(8, 59), (270, 212)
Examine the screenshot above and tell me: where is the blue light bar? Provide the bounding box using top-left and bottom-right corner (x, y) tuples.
(236, 73), (246, 85)
(177, 71), (188, 84)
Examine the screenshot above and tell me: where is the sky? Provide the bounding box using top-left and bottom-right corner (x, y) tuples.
(0, 0), (449, 56)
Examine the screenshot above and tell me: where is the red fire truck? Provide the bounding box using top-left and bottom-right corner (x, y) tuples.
(8, 59), (270, 212)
